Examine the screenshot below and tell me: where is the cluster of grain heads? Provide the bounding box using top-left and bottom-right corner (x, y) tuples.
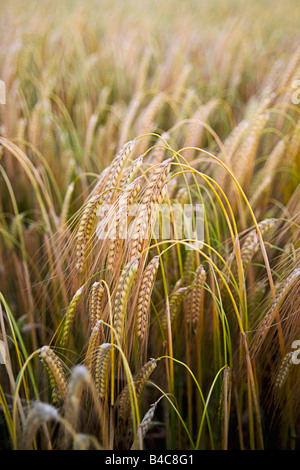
(95, 343), (112, 399)
(76, 195), (103, 272)
(22, 402), (59, 450)
(136, 255), (160, 342)
(113, 259), (139, 342)
(60, 286), (85, 347)
(116, 358), (158, 423)
(40, 346), (68, 401)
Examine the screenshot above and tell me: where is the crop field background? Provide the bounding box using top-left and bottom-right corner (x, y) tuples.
(0, 0), (300, 451)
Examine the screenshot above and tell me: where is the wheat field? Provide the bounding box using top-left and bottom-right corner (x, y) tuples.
(0, 0), (300, 451)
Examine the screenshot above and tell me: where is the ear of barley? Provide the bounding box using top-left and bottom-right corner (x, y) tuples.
(40, 358), (62, 405)
(117, 358), (157, 422)
(162, 287), (188, 329)
(121, 155), (143, 186)
(182, 249), (196, 286)
(136, 256), (160, 342)
(16, 117), (27, 153)
(40, 346), (68, 400)
(184, 99), (219, 159)
(146, 132), (170, 165)
(119, 97), (142, 146)
(241, 218), (276, 270)
(64, 365), (90, 433)
(106, 179), (141, 272)
(186, 265), (206, 328)
(101, 140), (135, 205)
(76, 195), (103, 272)
(129, 159), (171, 260)
(232, 113), (269, 190)
(130, 400), (159, 450)
(256, 268), (300, 345)
(89, 166), (110, 199)
(275, 352), (294, 389)
(22, 402), (59, 450)
(60, 286), (84, 347)
(85, 321), (103, 375)
(113, 259), (139, 342)
(95, 343), (112, 399)
(250, 139), (286, 206)
(174, 187), (189, 206)
(135, 94), (165, 156)
(88, 281), (105, 330)
(60, 181), (75, 227)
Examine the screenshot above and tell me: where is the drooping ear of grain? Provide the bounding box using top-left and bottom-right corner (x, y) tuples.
(22, 402), (59, 450)
(40, 346), (68, 400)
(64, 365), (91, 433)
(241, 218), (276, 270)
(254, 268), (300, 350)
(130, 400), (159, 450)
(116, 358), (157, 422)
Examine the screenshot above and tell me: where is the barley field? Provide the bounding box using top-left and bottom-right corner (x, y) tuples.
(0, 0), (300, 451)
